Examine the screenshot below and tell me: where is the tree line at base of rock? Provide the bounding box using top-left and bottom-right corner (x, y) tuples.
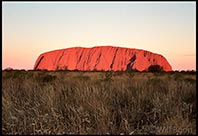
(3, 65), (196, 74)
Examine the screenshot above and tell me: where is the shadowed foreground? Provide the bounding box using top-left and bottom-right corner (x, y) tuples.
(2, 70), (196, 135)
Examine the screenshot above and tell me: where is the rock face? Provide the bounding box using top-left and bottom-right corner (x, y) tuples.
(34, 46), (172, 71)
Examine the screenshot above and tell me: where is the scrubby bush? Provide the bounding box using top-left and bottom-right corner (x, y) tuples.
(126, 68), (139, 72)
(4, 67), (13, 71)
(35, 73), (56, 83)
(104, 71), (113, 81)
(148, 65), (163, 72)
(181, 70), (196, 75)
(73, 69), (80, 72)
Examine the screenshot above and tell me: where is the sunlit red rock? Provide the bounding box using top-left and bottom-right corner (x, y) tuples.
(34, 46), (172, 71)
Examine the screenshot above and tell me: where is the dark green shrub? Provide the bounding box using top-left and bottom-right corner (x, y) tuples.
(104, 71), (113, 81)
(126, 71), (135, 78)
(183, 78), (196, 84)
(73, 69), (79, 72)
(4, 67), (13, 71)
(43, 75), (56, 82)
(184, 70), (196, 75)
(35, 73), (56, 83)
(126, 68), (139, 72)
(126, 69), (138, 77)
(13, 71), (26, 79)
(154, 71), (165, 76)
(173, 73), (183, 81)
(148, 65), (163, 72)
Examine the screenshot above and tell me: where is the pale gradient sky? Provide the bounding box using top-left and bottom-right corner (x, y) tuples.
(2, 2), (196, 70)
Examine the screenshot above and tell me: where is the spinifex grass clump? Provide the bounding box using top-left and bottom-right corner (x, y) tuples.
(2, 70), (196, 135)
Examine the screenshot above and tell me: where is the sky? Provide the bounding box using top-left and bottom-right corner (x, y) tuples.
(2, 2), (196, 70)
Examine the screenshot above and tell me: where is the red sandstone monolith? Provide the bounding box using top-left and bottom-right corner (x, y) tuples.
(34, 46), (172, 71)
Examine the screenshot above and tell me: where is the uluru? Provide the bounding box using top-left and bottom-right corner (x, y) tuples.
(34, 46), (172, 71)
